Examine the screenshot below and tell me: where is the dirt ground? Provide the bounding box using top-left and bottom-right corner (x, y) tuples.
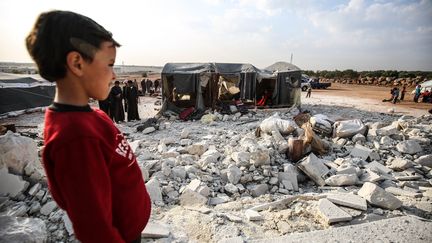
(302, 83), (432, 117)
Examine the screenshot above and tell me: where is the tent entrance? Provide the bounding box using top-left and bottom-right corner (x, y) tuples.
(256, 78), (276, 107)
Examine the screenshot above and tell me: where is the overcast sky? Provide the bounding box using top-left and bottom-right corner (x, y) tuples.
(0, 0), (431, 71)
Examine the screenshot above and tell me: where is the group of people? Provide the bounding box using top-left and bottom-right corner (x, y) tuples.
(98, 80), (141, 123)
(383, 85), (407, 104)
(414, 84), (432, 103)
(140, 78), (160, 96)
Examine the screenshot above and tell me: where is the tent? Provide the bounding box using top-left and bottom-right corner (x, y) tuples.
(262, 62), (302, 108)
(160, 61), (302, 112)
(161, 63), (217, 111)
(0, 72), (55, 114)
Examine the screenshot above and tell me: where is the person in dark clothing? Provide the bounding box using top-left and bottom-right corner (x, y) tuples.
(400, 85), (406, 101)
(109, 81), (125, 122)
(154, 79), (160, 93)
(122, 80), (129, 112)
(392, 87), (400, 104)
(98, 96), (110, 116)
(125, 80), (140, 121)
(146, 79), (153, 95)
(140, 78), (146, 96)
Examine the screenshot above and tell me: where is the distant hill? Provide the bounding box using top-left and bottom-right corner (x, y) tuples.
(0, 62), (163, 75)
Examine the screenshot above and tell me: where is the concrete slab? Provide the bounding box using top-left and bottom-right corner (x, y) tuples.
(385, 187), (422, 198)
(141, 221), (170, 238)
(245, 209), (263, 221)
(365, 161), (391, 174)
(358, 182), (402, 210)
(251, 216), (432, 243)
(318, 198), (352, 224)
(350, 144), (372, 160)
(327, 193), (367, 211)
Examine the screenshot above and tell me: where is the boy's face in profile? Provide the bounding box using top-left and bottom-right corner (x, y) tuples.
(81, 41), (117, 100)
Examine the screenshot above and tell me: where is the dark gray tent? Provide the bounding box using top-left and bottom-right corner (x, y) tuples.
(263, 62), (302, 108)
(214, 63), (259, 101)
(0, 72), (55, 114)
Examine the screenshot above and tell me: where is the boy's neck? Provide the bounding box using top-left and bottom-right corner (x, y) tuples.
(54, 76), (89, 106)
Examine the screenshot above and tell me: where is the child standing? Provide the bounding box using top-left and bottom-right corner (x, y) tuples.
(26, 11), (151, 243)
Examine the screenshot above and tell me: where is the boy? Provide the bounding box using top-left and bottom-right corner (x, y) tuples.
(26, 11), (151, 243)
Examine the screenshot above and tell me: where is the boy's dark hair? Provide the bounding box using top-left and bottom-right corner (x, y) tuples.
(26, 10), (120, 82)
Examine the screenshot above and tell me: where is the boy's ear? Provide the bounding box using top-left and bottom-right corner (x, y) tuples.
(66, 51), (85, 77)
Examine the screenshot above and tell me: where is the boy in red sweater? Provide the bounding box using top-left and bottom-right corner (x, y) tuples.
(26, 11), (151, 243)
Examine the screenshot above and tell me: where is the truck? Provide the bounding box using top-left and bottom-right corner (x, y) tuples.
(308, 77), (331, 89)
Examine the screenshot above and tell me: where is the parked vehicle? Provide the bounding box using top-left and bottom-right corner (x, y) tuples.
(301, 75), (311, 91)
(308, 77), (331, 89)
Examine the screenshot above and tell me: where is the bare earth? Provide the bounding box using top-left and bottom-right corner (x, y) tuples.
(303, 83), (432, 117)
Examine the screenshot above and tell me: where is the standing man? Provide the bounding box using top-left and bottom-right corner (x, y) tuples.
(306, 86), (312, 98)
(109, 81), (125, 122)
(140, 78), (146, 96)
(154, 79), (160, 93)
(125, 80), (140, 121)
(414, 84), (421, 103)
(400, 85), (407, 101)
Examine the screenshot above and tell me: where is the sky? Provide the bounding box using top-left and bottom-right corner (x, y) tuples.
(0, 0), (431, 71)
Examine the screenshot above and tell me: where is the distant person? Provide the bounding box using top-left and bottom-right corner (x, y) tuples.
(392, 87), (400, 104)
(140, 78), (146, 95)
(98, 96), (110, 116)
(414, 84), (421, 102)
(122, 80), (129, 112)
(306, 86), (312, 98)
(146, 79), (153, 95)
(26, 10), (150, 243)
(154, 79), (160, 93)
(125, 80), (140, 121)
(110, 81), (125, 122)
(400, 85), (407, 101)
(383, 87), (396, 102)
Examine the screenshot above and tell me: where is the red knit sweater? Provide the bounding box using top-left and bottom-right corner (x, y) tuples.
(42, 104), (151, 243)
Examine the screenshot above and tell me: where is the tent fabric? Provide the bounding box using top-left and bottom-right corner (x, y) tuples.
(171, 73), (198, 94)
(265, 61), (301, 72)
(214, 63), (259, 74)
(162, 63), (214, 74)
(0, 72), (55, 114)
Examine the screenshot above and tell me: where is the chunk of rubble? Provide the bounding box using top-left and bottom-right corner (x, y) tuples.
(142, 127), (156, 134)
(389, 158), (413, 171)
(326, 193), (367, 211)
(317, 198), (352, 224)
(249, 195), (298, 212)
(365, 161), (391, 174)
(325, 174), (358, 186)
(187, 144), (207, 156)
(250, 184), (268, 197)
(0, 131), (39, 174)
(396, 140), (422, 154)
(384, 187), (422, 198)
(376, 122), (399, 136)
(40, 201), (57, 216)
(349, 144), (372, 160)
(0, 167), (29, 198)
(141, 221), (170, 238)
(414, 154), (432, 168)
(145, 178), (164, 204)
(297, 153), (333, 186)
(179, 188), (208, 206)
(218, 236), (244, 243)
(245, 209), (263, 221)
(357, 182), (402, 210)
(0, 215), (47, 242)
(62, 214), (74, 236)
(278, 172), (298, 191)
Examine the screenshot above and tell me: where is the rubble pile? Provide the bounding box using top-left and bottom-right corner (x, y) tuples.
(1, 105), (432, 242)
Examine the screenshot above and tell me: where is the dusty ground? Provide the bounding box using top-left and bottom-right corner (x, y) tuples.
(302, 83), (432, 117)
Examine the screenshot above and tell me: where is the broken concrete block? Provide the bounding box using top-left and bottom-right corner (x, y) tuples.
(414, 154), (432, 168)
(0, 167), (29, 198)
(40, 201), (57, 216)
(218, 236), (244, 243)
(352, 134), (366, 143)
(187, 144), (206, 156)
(349, 144), (372, 160)
(141, 221), (170, 238)
(62, 214), (74, 236)
(385, 187), (422, 198)
(325, 174), (358, 186)
(245, 209), (263, 221)
(396, 140), (422, 154)
(187, 179), (202, 192)
(389, 158), (413, 171)
(231, 152), (251, 167)
(336, 163), (358, 175)
(180, 128), (190, 139)
(142, 127), (156, 134)
(145, 178), (164, 204)
(278, 172), (298, 191)
(224, 183), (239, 194)
(326, 193), (367, 211)
(249, 196), (298, 212)
(297, 153), (333, 186)
(250, 150), (270, 167)
(0, 215), (47, 242)
(227, 166), (242, 184)
(179, 188), (208, 206)
(358, 182), (402, 210)
(250, 184), (268, 197)
(318, 198), (352, 224)
(0, 131), (39, 174)
(365, 161), (392, 174)
(376, 123), (399, 136)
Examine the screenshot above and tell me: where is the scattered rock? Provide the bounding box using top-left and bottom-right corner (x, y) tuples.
(358, 182), (402, 210)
